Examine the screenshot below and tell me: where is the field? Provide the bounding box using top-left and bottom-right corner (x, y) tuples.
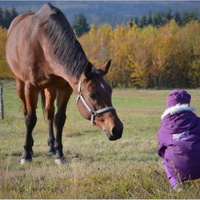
(0, 80), (200, 199)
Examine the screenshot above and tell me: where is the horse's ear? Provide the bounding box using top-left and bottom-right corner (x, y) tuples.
(84, 62), (92, 78)
(98, 59), (111, 76)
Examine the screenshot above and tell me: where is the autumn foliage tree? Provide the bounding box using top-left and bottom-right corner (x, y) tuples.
(79, 19), (200, 88)
(0, 26), (12, 78)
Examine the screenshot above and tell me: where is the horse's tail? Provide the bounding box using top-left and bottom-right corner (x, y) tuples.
(40, 90), (46, 120)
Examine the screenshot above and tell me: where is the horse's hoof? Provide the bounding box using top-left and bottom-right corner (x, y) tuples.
(20, 158), (32, 165)
(47, 151), (56, 156)
(55, 158), (68, 165)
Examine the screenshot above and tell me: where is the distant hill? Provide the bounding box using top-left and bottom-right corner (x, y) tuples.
(1, 1), (200, 27)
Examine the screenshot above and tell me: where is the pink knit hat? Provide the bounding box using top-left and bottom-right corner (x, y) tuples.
(166, 89), (191, 108)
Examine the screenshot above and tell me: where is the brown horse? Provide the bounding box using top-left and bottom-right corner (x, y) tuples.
(6, 3), (123, 164)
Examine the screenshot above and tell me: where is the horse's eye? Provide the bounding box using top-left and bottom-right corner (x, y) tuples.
(89, 93), (96, 100)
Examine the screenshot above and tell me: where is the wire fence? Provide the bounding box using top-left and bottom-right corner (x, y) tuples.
(0, 79), (16, 120)
(0, 82), (4, 119)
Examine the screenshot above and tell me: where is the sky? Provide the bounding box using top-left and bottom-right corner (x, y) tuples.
(0, 0), (199, 1)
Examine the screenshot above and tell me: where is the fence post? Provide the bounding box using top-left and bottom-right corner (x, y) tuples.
(0, 83), (4, 119)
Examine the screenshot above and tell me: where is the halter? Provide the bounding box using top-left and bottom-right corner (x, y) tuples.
(76, 80), (115, 125)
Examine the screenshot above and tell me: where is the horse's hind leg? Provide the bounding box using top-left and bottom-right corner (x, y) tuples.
(43, 88), (57, 156)
(20, 82), (39, 164)
(16, 79), (27, 117)
(54, 84), (72, 164)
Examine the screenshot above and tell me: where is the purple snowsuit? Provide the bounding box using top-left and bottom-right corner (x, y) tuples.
(157, 89), (200, 187)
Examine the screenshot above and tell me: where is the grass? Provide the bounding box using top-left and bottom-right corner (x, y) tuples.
(0, 79), (200, 199)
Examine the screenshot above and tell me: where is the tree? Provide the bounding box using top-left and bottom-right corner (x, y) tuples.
(133, 17), (139, 27)
(0, 27), (12, 78)
(3, 9), (11, 28)
(73, 13), (90, 37)
(10, 6), (18, 19)
(189, 11), (199, 21)
(128, 16), (134, 27)
(174, 11), (182, 26)
(182, 12), (190, 26)
(165, 8), (173, 22)
(0, 7), (3, 22)
(153, 11), (163, 27)
(109, 25), (133, 87)
(139, 15), (147, 28)
(147, 11), (153, 25)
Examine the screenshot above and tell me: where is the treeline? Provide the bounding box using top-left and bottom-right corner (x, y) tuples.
(1, 18), (200, 88)
(79, 20), (200, 88)
(129, 9), (199, 28)
(0, 6), (18, 28)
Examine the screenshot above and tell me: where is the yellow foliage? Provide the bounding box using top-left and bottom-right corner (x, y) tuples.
(0, 26), (13, 78)
(80, 20), (200, 88)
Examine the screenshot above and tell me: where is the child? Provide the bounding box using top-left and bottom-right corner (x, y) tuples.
(157, 89), (200, 191)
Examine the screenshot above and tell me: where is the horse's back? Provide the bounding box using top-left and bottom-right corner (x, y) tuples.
(7, 3), (58, 38)
(6, 10), (43, 81)
(6, 3), (76, 88)
(7, 13), (33, 36)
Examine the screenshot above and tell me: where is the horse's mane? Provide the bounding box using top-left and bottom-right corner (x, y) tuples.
(40, 3), (89, 78)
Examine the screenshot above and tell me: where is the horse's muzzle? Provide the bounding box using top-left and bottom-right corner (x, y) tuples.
(104, 126), (123, 141)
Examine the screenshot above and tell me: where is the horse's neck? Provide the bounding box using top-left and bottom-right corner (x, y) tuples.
(53, 66), (80, 93)
(64, 76), (79, 94)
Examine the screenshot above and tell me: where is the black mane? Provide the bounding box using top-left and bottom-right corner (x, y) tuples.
(40, 3), (89, 78)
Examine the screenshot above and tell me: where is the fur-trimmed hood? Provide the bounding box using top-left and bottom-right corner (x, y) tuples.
(159, 103), (200, 136)
(161, 104), (195, 119)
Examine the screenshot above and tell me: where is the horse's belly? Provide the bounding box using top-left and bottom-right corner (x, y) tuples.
(33, 75), (68, 89)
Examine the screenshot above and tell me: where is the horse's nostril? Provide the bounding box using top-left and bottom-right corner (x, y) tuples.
(112, 126), (123, 139)
(104, 126), (123, 141)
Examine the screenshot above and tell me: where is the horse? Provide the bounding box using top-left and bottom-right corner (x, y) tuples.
(5, 3), (123, 164)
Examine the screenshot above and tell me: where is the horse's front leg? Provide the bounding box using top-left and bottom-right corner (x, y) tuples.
(54, 84), (72, 164)
(21, 83), (39, 164)
(47, 119), (56, 156)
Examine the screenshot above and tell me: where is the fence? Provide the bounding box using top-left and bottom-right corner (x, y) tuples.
(0, 83), (4, 119)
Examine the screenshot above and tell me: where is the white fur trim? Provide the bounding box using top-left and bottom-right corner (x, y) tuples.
(161, 104), (195, 119)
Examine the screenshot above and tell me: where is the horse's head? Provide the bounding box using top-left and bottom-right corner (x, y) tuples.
(76, 60), (123, 141)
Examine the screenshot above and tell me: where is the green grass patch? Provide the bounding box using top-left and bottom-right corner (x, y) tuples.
(1, 80), (200, 198)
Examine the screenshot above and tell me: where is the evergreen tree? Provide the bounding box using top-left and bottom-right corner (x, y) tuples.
(182, 12), (190, 26)
(73, 13), (90, 37)
(153, 11), (163, 26)
(139, 15), (147, 28)
(165, 8), (173, 22)
(134, 17), (139, 26)
(189, 11), (199, 21)
(10, 6), (18, 19)
(4, 9), (11, 28)
(147, 11), (153, 25)
(174, 11), (182, 26)
(0, 7), (3, 22)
